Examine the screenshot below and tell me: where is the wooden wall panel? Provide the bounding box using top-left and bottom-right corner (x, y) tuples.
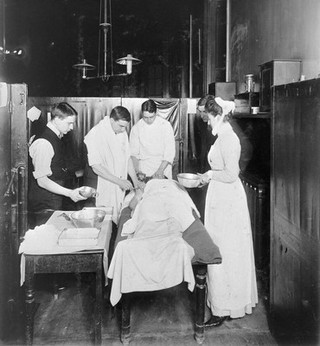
(271, 79), (320, 343)
(273, 90), (300, 226)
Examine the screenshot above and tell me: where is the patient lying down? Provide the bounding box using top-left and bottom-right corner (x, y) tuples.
(107, 179), (200, 306)
(122, 179), (200, 237)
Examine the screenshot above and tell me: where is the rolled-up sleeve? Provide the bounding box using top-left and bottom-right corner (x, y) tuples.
(129, 125), (140, 159)
(163, 122), (175, 164)
(29, 139), (54, 179)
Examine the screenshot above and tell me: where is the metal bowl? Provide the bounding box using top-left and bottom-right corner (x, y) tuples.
(70, 209), (106, 229)
(79, 186), (97, 198)
(177, 173), (200, 188)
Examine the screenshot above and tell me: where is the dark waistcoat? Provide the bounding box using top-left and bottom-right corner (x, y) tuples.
(28, 127), (68, 212)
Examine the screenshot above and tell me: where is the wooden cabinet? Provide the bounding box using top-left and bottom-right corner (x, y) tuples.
(231, 114), (271, 270)
(240, 172), (270, 270)
(270, 79), (320, 343)
(0, 84), (28, 341)
(259, 59), (301, 112)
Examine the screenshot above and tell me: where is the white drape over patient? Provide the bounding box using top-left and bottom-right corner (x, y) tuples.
(107, 179), (198, 305)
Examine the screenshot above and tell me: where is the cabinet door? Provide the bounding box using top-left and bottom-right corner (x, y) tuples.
(271, 80), (320, 343)
(0, 83), (28, 340)
(260, 66), (272, 111)
(0, 84), (12, 340)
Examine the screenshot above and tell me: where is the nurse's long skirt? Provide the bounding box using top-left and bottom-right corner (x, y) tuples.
(205, 178), (258, 318)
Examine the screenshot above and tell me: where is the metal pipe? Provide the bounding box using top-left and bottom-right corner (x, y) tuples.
(109, 0), (114, 76)
(198, 28), (201, 65)
(226, 0), (231, 82)
(18, 165), (28, 239)
(189, 14), (193, 98)
(103, 0), (108, 77)
(2, 0), (6, 61)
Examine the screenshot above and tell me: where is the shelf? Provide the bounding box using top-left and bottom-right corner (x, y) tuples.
(235, 92), (259, 99)
(233, 112), (271, 119)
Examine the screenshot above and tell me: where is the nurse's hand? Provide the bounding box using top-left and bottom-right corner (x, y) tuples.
(198, 173), (211, 185)
(118, 179), (133, 191)
(69, 188), (87, 202)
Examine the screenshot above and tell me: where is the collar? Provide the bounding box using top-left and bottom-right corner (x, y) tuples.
(47, 121), (62, 139)
(140, 115), (159, 128)
(217, 122), (233, 136)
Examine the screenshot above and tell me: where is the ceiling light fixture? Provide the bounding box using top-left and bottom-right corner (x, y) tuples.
(73, 0), (141, 82)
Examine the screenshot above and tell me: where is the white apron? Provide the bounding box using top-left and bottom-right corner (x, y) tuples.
(84, 117), (130, 224)
(204, 124), (258, 318)
(129, 117), (175, 178)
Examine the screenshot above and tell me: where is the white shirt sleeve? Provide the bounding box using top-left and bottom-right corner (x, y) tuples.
(129, 124), (140, 158)
(162, 122), (175, 163)
(29, 139), (54, 179)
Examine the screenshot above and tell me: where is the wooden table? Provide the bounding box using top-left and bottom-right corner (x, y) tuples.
(120, 264), (208, 345)
(24, 250), (103, 345)
(21, 210), (112, 345)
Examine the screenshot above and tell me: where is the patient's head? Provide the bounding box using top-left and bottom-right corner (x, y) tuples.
(143, 178), (186, 194)
(127, 179), (187, 213)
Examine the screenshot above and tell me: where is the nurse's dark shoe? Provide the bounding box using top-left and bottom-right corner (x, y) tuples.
(204, 315), (228, 327)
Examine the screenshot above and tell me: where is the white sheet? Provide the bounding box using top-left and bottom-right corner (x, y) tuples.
(19, 210), (112, 285)
(107, 232), (195, 306)
(107, 180), (197, 306)
(122, 179), (200, 236)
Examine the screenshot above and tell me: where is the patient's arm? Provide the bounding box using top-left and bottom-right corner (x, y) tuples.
(128, 189), (143, 212)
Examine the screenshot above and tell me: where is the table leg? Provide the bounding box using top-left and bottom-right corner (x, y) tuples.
(25, 273), (35, 346)
(94, 269), (102, 345)
(121, 294), (131, 345)
(194, 265), (207, 344)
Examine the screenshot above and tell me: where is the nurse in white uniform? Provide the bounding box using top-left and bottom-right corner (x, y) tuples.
(129, 99), (175, 179)
(199, 97), (258, 327)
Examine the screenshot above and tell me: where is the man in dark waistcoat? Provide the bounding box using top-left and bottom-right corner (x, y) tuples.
(28, 102), (86, 227)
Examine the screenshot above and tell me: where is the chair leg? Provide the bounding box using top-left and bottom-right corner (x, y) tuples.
(121, 294), (131, 345)
(194, 265), (207, 344)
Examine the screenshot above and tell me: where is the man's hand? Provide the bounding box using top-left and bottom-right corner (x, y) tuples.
(137, 171), (146, 182)
(118, 179), (133, 191)
(69, 188), (87, 202)
(136, 180), (146, 191)
(198, 172), (211, 185)
(152, 169), (165, 179)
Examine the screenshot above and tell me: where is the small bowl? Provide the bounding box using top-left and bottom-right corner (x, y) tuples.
(70, 209), (106, 229)
(177, 173), (200, 188)
(79, 186), (97, 198)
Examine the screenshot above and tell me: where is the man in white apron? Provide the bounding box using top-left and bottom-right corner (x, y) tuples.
(84, 106), (140, 225)
(129, 99), (175, 180)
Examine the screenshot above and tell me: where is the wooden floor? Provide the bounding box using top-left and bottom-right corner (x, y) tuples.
(4, 271), (281, 346)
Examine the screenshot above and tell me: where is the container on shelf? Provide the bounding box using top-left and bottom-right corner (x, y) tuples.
(259, 59), (301, 112)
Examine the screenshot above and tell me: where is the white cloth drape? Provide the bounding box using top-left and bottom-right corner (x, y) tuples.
(107, 180), (198, 306)
(19, 211), (112, 286)
(84, 116), (130, 224)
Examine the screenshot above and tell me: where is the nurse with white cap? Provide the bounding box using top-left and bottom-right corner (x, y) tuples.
(198, 97), (258, 327)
